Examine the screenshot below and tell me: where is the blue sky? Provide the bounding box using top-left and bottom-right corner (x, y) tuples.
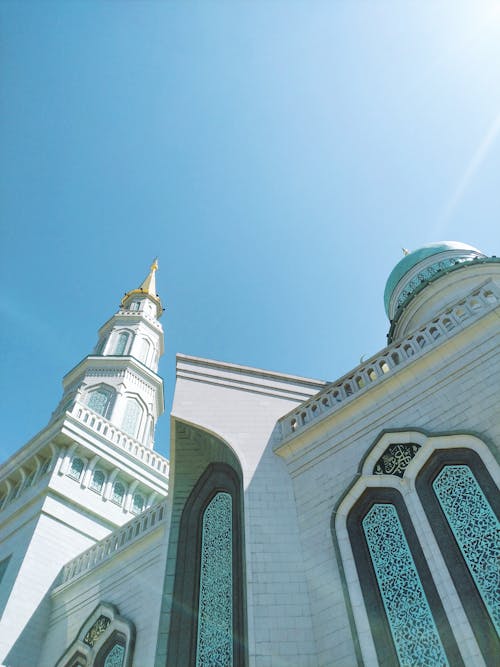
(1, 1), (499, 462)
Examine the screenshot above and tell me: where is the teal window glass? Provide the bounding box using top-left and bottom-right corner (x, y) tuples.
(362, 503), (449, 667)
(87, 389), (112, 418)
(103, 643), (125, 667)
(69, 457), (84, 481)
(131, 493), (145, 514)
(196, 492), (233, 667)
(121, 399), (142, 438)
(111, 481), (125, 505)
(114, 332), (129, 355)
(90, 469), (106, 493)
(433, 465), (500, 633)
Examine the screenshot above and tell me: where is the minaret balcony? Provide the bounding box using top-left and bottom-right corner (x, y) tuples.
(68, 401), (169, 477)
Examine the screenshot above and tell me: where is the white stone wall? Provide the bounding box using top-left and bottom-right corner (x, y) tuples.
(169, 356), (327, 667)
(275, 307), (500, 666)
(38, 521), (168, 667)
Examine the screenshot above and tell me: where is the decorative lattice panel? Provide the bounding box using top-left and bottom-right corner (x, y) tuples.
(196, 492), (233, 667)
(88, 390), (110, 417)
(362, 503), (448, 667)
(433, 465), (500, 633)
(104, 643), (125, 667)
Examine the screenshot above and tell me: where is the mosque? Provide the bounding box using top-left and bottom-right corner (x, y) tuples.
(0, 241), (499, 667)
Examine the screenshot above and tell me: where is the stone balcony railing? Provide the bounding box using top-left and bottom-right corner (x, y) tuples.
(59, 498), (168, 587)
(276, 282), (499, 444)
(70, 402), (169, 476)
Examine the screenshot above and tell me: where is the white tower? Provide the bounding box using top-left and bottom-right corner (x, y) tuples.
(0, 263), (169, 666)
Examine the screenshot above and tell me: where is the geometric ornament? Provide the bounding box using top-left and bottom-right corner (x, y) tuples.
(196, 492), (233, 667)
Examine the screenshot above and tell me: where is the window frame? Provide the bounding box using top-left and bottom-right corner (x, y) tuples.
(416, 448), (500, 665)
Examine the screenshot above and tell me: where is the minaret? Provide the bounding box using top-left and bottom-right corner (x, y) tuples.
(53, 259), (165, 448)
(0, 263), (169, 665)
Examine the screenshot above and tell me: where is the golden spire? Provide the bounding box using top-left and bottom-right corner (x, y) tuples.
(139, 258), (159, 297)
(120, 259), (163, 317)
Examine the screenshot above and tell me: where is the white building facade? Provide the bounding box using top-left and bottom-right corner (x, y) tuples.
(0, 243), (499, 667)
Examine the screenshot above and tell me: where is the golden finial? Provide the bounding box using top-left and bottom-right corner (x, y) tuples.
(151, 258), (159, 272)
(402, 248), (410, 256)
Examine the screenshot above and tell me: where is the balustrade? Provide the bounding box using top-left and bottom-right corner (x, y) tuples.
(60, 499), (167, 586)
(71, 403), (169, 476)
(282, 284), (499, 440)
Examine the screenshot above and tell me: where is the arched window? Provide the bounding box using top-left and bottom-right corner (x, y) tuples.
(114, 332), (129, 356)
(196, 491), (233, 666)
(336, 431), (499, 667)
(416, 448), (500, 665)
(136, 338), (150, 364)
(111, 480), (125, 506)
(87, 388), (113, 418)
(121, 398), (142, 439)
(69, 457), (84, 482)
(55, 603), (134, 667)
(94, 633), (126, 667)
(347, 488), (463, 667)
(131, 493), (145, 515)
(90, 469), (106, 494)
(167, 462), (247, 667)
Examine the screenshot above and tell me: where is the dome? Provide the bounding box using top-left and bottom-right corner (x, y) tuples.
(384, 241), (485, 318)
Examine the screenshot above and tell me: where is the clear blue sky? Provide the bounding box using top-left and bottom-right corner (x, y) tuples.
(1, 1), (499, 462)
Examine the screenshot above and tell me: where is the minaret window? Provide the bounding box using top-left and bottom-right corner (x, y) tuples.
(137, 338), (151, 364)
(129, 301), (140, 311)
(131, 493), (145, 514)
(69, 457), (84, 481)
(114, 332), (129, 356)
(87, 388), (113, 418)
(121, 399), (142, 439)
(90, 470), (106, 494)
(111, 480), (125, 506)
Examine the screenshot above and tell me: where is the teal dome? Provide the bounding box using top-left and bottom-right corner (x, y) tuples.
(384, 241), (485, 317)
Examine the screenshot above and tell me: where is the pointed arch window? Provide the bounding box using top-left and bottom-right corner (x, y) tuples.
(136, 338), (151, 364)
(55, 603), (134, 667)
(114, 332), (129, 356)
(121, 399), (142, 439)
(111, 480), (125, 506)
(416, 449), (500, 665)
(69, 457), (85, 481)
(167, 462), (247, 667)
(131, 492), (145, 515)
(87, 388), (113, 418)
(90, 469), (106, 494)
(346, 487), (463, 667)
(196, 491), (233, 667)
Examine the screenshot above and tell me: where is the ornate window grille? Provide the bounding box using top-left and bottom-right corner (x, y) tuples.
(87, 389), (113, 418)
(121, 399), (142, 439)
(114, 332), (129, 355)
(362, 503), (449, 667)
(102, 643), (125, 667)
(196, 492), (233, 667)
(433, 465), (500, 634)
